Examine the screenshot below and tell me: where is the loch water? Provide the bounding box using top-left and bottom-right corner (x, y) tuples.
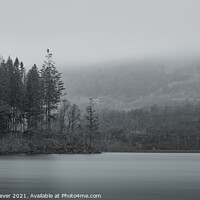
(0, 153), (200, 200)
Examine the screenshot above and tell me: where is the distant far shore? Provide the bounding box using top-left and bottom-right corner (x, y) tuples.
(106, 150), (200, 153)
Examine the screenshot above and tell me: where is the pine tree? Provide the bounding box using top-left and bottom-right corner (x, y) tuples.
(40, 49), (65, 131)
(8, 57), (25, 132)
(0, 59), (10, 104)
(85, 98), (99, 149)
(14, 58), (26, 132)
(26, 64), (41, 130)
(0, 59), (11, 132)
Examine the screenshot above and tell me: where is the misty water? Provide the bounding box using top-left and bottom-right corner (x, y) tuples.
(0, 153), (200, 200)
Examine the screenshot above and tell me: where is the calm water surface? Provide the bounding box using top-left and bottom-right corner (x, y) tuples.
(0, 153), (200, 200)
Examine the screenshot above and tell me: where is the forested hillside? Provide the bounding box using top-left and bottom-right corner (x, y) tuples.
(63, 59), (200, 110)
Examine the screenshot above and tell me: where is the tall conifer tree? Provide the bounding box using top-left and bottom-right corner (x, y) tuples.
(40, 49), (65, 131)
(26, 64), (41, 130)
(85, 98), (99, 149)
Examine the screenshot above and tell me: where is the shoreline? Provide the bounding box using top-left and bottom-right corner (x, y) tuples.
(1, 150), (200, 156)
(105, 150), (200, 153)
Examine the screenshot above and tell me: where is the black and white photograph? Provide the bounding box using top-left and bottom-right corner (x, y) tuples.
(0, 0), (200, 200)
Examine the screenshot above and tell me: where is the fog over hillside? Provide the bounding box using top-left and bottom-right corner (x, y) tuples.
(62, 57), (200, 110)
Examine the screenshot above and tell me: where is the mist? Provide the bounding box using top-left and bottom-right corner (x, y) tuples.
(0, 0), (200, 68)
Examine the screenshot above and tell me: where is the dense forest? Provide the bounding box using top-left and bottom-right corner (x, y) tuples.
(100, 103), (200, 151)
(0, 51), (200, 154)
(0, 50), (100, 154)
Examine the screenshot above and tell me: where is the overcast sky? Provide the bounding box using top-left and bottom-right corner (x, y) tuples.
(0, 0), (200, 69)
